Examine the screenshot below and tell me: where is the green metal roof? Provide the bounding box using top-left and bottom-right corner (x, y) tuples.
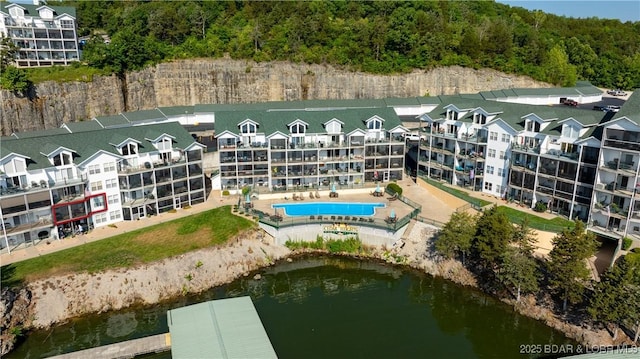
(615, 90), (640, 123)
(94, 114), (130, 127)
(167, 296), (277, 359)
(122, 109), (167, 123)
(214, 106), (402, 137)
(158, 106), (194, 116)
(1, 122), (197, 170)
(10, 128), (70, 138)
(62, 121), (103, 132)
(0, 1), (76, 18)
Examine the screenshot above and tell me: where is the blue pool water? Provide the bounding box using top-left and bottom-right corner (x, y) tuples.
(273, 202), (385, 217)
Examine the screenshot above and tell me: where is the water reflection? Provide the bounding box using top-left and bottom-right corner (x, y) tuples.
(7, 256), (573, 359)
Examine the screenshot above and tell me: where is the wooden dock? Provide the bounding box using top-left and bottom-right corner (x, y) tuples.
(47, 333), (171, 359)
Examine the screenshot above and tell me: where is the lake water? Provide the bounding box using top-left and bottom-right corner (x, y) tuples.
(7, 256), (574, 359)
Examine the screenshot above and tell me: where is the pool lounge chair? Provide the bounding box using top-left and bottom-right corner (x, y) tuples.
(299, 193), (305, 200)
(293, 193), (299, 200)
(315, 191), (320, 198)
(309, 192), (315, 199)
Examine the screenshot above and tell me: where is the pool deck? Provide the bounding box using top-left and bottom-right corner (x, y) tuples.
(253, 188), (415, 221)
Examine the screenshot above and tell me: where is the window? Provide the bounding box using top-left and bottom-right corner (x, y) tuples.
(367, 119), (382, 130)
(447, 110), (459, 121)
(487, 166), (494, 175)
(90, 181), (103, 191)
(484, 182), (493, 191)
(105, 178), (117, 189)
(499, 151), (505, 160)
(88, 164), (101, 175)
(475, 113), (487, 125)
(290, 123), (306, 134)
(122, 143), (137, 155)
(60, 20), (74, 28)
(501, 134), (510, 143)
(94, 213), (107, 224)
(52, 152), (72, 166)
(103, 162), (116, 172)
(490, 131), (498, 141)
(488, 149), (496, 158)
(496, 184), (502, 194)
(157, 138), (172, 152)
(108, 194), (119, 205)
(92, 196), (105, 209)
(498, 168), (506, 177)
(240, 123), (256, 134)
(109, 210), (122, 221)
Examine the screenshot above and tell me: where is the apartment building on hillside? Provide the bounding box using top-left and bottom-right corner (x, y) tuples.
(0, 0), (79, 67)
(213, 105), (408, 191)
(0, 122), (206, 249)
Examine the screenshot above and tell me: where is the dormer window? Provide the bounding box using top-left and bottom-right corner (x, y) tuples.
(122, 143), (137, 156)
(157, 138), (172, 152)
(53, 152), (72, 166)
(474, 113), (487, 125)
(241, 123), (256, 134)
(525, 120), (541, 132)
(447, 110), (459, 121)
(367, 119), (382, 130)
(562, 125), (579, 140)
(290, 123), (305, 134)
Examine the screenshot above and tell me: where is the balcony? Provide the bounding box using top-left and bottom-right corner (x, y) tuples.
(603, 137), (640, 152)
(512, 143), (540, 154)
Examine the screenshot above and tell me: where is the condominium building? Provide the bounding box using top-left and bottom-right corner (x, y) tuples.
(0, 122), (206, 249)
(0, 0), (79, 68)
(213, 105), (408, 191)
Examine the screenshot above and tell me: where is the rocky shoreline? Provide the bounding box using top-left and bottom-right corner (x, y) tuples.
(0, 223), (624, 356)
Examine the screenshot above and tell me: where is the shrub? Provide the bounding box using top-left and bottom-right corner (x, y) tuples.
(534, 201), (547, 212)
(222, 190), (230, 196)
(386, 182), (403, 196)
(622, 237), (632, 250)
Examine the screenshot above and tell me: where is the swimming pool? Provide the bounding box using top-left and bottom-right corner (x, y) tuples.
(272, 202), (385, 217)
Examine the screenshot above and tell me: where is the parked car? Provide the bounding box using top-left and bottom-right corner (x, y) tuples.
(563, 99), (578, 106)
(605, 105), (620, 112)
(592, 105), (606, 111)
(607, 89), (627, 96)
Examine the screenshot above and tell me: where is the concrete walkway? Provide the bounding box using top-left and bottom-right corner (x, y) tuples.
(47, 333), (170, 359)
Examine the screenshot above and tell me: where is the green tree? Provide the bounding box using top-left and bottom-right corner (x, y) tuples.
(547, 220), (598, 311)
(0, 34), (19, 72)
(0, 65), (31, 95)
(471, 205), (512, 271)
(587, 256), (638, 340)
(435, 211), (476, 265)
(544, 45), (578, 86)
(498, 217), (539, 302)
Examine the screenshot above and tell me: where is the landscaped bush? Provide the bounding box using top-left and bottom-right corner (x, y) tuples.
(534, 201), (547, 213)
(285, 236), (363, 254)
(622, 237), (632, 250)
(386, 183), (403, 196)
(222, 190), (230, 196)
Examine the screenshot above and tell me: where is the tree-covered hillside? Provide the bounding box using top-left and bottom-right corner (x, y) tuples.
(48, 1), (640, 89)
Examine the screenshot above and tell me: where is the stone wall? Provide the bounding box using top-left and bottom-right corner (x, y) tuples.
(0, 59), (550, 135)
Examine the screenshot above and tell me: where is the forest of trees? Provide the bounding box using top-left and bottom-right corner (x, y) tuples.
(435, 208), (640, 343)
(61, 1), (640, 89)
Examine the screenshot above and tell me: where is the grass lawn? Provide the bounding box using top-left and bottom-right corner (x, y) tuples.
(422, 177), (492, 208)
(1, 206), (254, 287)
(495, 206), (575, 233)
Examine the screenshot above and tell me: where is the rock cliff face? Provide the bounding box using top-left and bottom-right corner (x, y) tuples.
(0, 59), (550, 135)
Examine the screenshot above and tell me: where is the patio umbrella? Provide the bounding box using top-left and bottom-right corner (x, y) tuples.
(245, 194), (251, 203)
(331, 183), (336, 193)
(375, 183), (381, 193)
(390, 209), (396, 219)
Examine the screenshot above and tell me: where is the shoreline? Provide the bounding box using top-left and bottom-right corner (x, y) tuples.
(0, 222), (624, 356)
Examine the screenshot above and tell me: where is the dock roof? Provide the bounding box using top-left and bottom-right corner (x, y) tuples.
(167, 296), (277, 359)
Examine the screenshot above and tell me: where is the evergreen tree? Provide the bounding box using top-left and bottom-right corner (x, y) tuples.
(0, 65), (31, 95)
(471, 206), (512, 271)
(434, 211), (476, 265)
(0, 34), (19, 72)
(498, 217), (539, 302)
(547, 220), (598, 311)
